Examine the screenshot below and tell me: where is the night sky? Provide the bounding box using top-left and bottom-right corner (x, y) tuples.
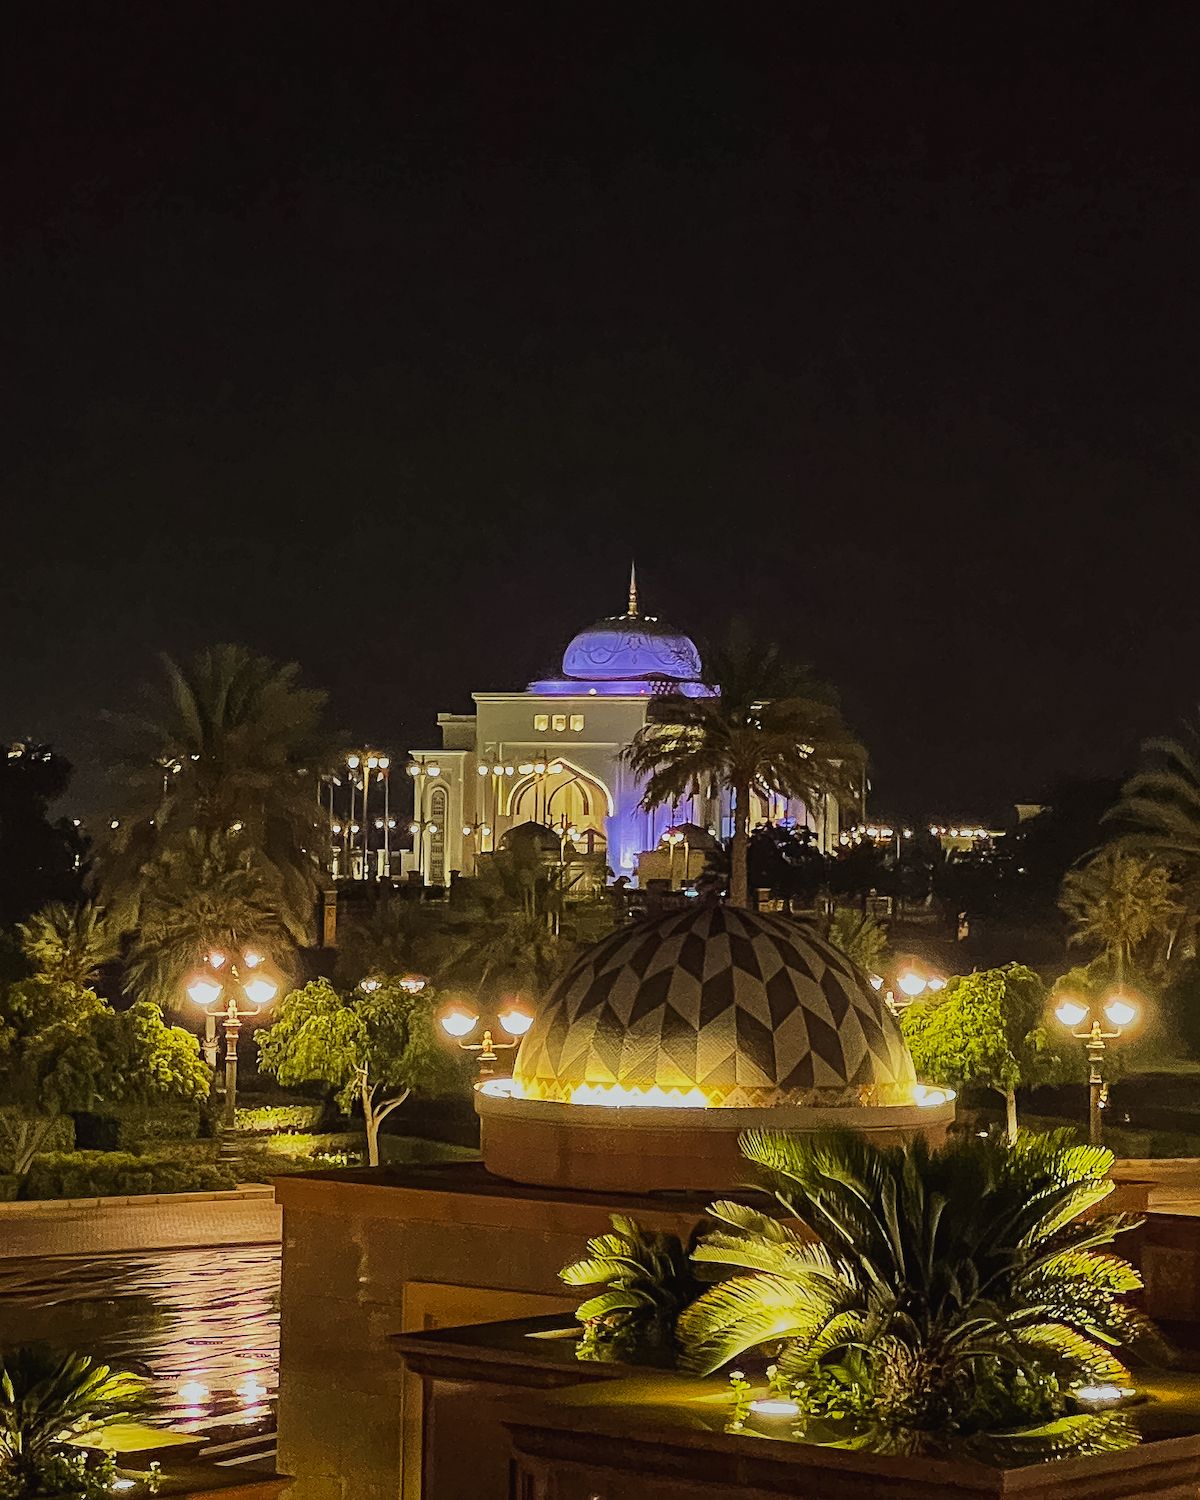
(4, 5), (1199, 822)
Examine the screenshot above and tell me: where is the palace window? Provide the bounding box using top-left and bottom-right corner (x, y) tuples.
(570, 714), (584, 731)
(552, 714), (567, 732)
(533, 713), (549, 731)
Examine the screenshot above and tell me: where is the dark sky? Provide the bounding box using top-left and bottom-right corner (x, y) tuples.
(4, 4), (1199, 821)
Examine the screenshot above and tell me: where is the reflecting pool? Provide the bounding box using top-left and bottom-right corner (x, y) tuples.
(0, 1246), (280, 1433)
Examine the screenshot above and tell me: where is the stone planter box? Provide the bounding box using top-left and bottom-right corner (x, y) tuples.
(397, 1315), (1200, 1500)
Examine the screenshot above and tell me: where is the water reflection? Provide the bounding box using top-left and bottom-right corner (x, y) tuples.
(0, 1246), (280, 1432)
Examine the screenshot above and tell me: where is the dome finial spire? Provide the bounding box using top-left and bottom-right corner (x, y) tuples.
(627, 560), (639, 618)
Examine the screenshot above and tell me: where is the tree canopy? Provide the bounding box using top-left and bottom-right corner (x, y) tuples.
(1059, 849), (1181, 982)
(257, 977), (463, 1165)
(0, 977), (210, 1175)
(623, 626), (862, 907)
(900, 964), (1060, 1141)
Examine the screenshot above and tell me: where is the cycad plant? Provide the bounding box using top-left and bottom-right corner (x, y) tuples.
(0, 1348), (145, 1497)
(679, 1129), (1153, 1457)
(560, 1215), (697, 1364)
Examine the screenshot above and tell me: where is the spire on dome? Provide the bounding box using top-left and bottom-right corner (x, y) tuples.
(627, 561), (639, 618)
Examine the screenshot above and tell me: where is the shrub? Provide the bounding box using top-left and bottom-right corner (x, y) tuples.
(22, 1151), (236, 1200)
(0, 1110), (73, 1171)
(235, 1103), (325, 1135)
(0, 1174), (18, 1202)
(560, 1215), (697, 1363)
(73, 1101), (203, 1152)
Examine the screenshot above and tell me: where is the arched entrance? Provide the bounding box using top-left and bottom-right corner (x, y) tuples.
(506, 761), (610, 854)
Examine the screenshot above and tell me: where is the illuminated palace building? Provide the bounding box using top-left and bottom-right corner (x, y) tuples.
(402, 571), (858, 886)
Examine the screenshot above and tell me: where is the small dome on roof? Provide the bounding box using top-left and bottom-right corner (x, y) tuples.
(560, 565), (702, 684)
(500, 821), (561, 854)
(513, 904), (917, 1109)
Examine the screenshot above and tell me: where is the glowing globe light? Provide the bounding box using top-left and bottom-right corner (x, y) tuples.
(187, 975), (223, 1007)
(498, 1008), (534, 1037)
(208, 951), (227, 969)
(441, 1010), (478, 1038)
(243, 977), (278, 1008)
(897, 971), (928, 999)
(477, 764), (490, 777)
(346, 754), (360, 769)
(399, 975), (427, 994)
(926, 976), (946, 993)
(242, 950), (264, 969)
(1056, 997), (1090, 1029)
(1104, 995), (1138, 1028)
(427, 764), (441, 777)
(913, 1084), (956, 1108)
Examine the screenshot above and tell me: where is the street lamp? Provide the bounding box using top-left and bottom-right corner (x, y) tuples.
(406, 758), (442, 881)
(439, 1000), (533, 1079)
(661, 825), (690, 889)
(1055, 990), (1141, 1146)
(186, 951), (280, 1157)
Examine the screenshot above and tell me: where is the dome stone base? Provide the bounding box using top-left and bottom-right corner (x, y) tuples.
(476, 1089), (955, 1194)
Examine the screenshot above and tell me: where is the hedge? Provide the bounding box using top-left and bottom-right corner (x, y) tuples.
(0, 1111), (75, 1171)
(234, 1103), (325, 1135)
(22, 1151), (236, 1200)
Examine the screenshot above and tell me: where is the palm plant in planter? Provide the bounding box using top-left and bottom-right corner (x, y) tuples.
(679, 1129), (1156, 1458)
(560, 1215), (698, 1364)
(0, 1348), (144, 1498)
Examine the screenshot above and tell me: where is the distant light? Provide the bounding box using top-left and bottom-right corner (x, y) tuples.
(378, 756), (390, 769)
(331, 823), (343, 835)
(913, 1084), (955, 1108)
(109, 819), (120, 829)
(350, 823), (360, 834)
(242, 950), (264, 969)
(1105, 995), (1138, 1028)
(481, 824), (491, 836)
(359, 978), (380, 993)
(347, 754), (360, 769)
(399, 975), (427, 994)
(186, 976), (223, 1008)
(375, 818), (384, 828)
(238, 1376), (266, 1403)
(441, 1010), (478, 1038)
(208, 951), (227, 969)
(428, 823), (439, 834)
(1056, 997), (1090, 1029)
(367, 755), (379, 769)
(178, 1379), (209, 1405)
(518, 762), (535, 775)
(463, 824), (473, 836)
(869, 974), (884, 990)
(1075, 1383), (1134, 1408)
(427, 764), (441, 777)
(478, 765), (490, 776)
(409, 822), (420, 834)
(243, 977), (278, 1007)
(926, 976), (946, 993)
(407, 763), (421, 777)
(549, 761), (564, 774)
(903, 828), (913, 838)
(748, 1398), (800, 1418)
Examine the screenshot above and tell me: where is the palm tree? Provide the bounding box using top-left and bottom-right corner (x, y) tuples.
(104, 644), (331, 944)
(623, 628), (862, 907)
(0, 1348), (145, 1493)
(678, 1129), (1151, 1457)
(824, 907), (888, 975)
(560, 1214), (697, 1363)
(1059, 849), (1183, 981)
(17, 901), (119, 986)
(124, 830), (291, 1011)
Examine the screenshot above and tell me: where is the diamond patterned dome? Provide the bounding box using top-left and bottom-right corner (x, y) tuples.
(513, 905), (917, 1109)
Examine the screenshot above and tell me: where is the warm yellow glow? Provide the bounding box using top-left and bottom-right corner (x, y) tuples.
(897, 971), (927, 998)
(399, 975), (427, 994)
(238, 1376), (266, 1403)
(178, 1380), (209, 1405)
(243, 976), (278, 1007)
(568, 1082), (710, 1108)
(749, 1397), (800, 1418)
(186, 975), (223, 1007)
(1074, 1383), (1134, 1408)
(441, 1009), (478, 1038)
(1104, 995), (1138, 1028)
(1056, 997), (1090, 1029)
(913, 1084), (956, 1108)
(498, 1007), (534, 1037)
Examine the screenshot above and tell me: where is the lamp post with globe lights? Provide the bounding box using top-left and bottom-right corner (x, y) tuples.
(186, 950), (280, 1156)
(440, 1000), (533, 1080)
(1055, 990), (1141, 1147)
(406, 758), (442, 880)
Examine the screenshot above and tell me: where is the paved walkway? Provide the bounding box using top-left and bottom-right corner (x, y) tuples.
(0, 1186), (282, 1258)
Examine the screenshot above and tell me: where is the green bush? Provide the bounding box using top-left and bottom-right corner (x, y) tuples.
(235, 1103), (325, 1135)
(0, 1173), (18, 1202)
(73, 1102), (204, 1152)
(23, 1151), (236, 1200)
(0, 1111), (74, 1171)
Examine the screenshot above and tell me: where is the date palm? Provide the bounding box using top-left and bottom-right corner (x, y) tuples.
(1059, 849), (1182, 980)
(623, 629), (862, 907)
(104, 644), (331, 944)
(679, 1129), (1152, 1456)
(17, 901), (119, 986)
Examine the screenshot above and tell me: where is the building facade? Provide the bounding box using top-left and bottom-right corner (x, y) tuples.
(403, 574), (852, 885)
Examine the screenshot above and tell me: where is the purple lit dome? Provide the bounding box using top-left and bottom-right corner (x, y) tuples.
(559, 566), (703, 684)
(561, 613), (703, 684)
